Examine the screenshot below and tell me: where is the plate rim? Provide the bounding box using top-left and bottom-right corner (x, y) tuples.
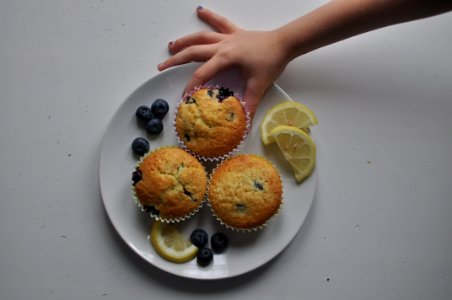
(98, 64), (317, 280)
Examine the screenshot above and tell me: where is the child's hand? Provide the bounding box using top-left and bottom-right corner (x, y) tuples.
(158, 2), (452, 119)
(158, 7), (292, 120)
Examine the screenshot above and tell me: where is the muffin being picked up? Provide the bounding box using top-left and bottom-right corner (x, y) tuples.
(207, 154), (283, 231)
(175, 86), (249, 161)
(131, 146), (207, 222)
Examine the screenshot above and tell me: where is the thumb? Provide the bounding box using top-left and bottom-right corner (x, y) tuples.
(243, 80), (267, 122)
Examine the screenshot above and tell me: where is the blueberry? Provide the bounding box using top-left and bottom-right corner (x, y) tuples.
(186, 97), (196, 104)
(211, 232), (228, 254)
(145, 118), (163, 135)
(151, 98), (169, 118)
(135, 105), (154, 122)
(183, 187), (196, 202)
(131, 137), (150, 156)
(253, 180), (264, 191)
(217, 87), (234, 102)
(235, 203), (246, 212)
(190, 229), (208, 248)
(131, 168), (142, 186)
(197, 247), (213, 267)
(143, 205), (159, 216)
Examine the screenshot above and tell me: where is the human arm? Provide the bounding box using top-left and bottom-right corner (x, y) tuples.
(158, 1), (452, 118)
(275, 0), (452, 61)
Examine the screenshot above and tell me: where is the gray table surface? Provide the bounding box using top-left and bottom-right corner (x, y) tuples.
(1, 1), (451, 299)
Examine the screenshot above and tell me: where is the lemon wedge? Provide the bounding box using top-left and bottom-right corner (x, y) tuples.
(269, 125), (316, 182)
(260, 101), (318, 145)
(150, 221), (198, 263)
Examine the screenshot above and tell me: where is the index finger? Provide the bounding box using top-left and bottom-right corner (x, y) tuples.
(169, 31), (223, 55)
(183, 56), (230, 95)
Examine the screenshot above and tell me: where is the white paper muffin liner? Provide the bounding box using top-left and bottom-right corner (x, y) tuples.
(173, 85), (251, 163)
(131, 146), (207, 223)
(206, 154), (284, 232)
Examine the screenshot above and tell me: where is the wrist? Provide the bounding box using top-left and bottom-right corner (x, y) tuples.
(272, 21), (314, 63)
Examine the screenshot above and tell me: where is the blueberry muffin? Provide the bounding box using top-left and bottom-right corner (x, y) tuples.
(175, 87), (248, 159)
(132, 146), (207, 222)
(207, 154), (283, 231)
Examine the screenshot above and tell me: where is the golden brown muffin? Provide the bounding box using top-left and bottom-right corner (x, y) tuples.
(175, 87), (247, 159)
(132, 147), (207, 221)
(208, 154), (283, 230)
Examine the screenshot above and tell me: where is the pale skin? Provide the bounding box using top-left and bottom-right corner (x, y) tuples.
(158, 0), (452, 119)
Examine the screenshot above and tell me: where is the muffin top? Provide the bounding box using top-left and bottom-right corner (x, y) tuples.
(208, 154), (283, 230)
(132, 147), (207, 220)
(175, 87), (247, 158)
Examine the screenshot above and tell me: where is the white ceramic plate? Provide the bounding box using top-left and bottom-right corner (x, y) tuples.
(99, 64), (317, 280)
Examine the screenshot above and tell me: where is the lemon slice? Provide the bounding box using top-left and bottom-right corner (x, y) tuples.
(269, 125), (316, 182)
(150, 221), (198, 263)
(260, 101), (318, 145)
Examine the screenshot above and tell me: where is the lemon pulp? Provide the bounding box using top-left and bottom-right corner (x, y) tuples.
(269, 125), (316, 182)
(150, 221), (198, 263)
(260, 101), (318, 145)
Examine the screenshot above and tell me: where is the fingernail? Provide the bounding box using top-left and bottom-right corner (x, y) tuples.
(197, 5), (204, 10)
(168, 41), (173, 46)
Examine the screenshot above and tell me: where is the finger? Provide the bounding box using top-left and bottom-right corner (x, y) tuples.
(183, 56), (231, 94)
(168, 31), (223, 54)
(197, 7), (239, 34)
(243, 79), (268, 122)
(158, 44), (217, 71)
